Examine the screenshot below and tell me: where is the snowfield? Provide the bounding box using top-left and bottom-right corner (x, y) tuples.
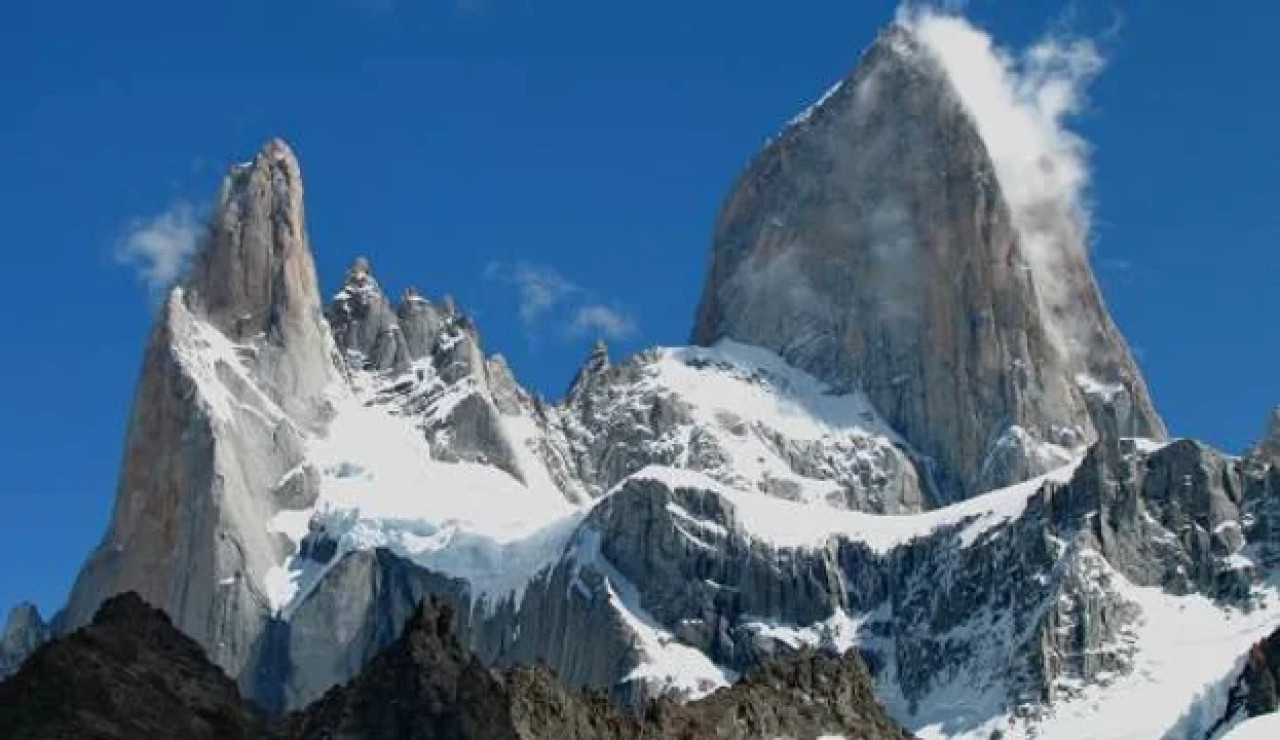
(265, 381), (580, 615)
(631, 461), (1080, 554)
(1220, 713), (1280, 739)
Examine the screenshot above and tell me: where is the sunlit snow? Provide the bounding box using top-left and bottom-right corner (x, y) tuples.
(630, 461), (1079, 554)
(1220, 713), (1280, 740)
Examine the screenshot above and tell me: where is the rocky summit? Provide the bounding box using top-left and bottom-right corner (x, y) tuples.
(4, 17), (1279, 740)
(690, 26), (1163, 502)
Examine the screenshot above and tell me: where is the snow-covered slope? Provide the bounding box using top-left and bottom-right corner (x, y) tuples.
(1221, 713), (1280, 740)
(555, 341), (938, 513)
(263, 382), (579, 615)
(257, 310), (947, 617)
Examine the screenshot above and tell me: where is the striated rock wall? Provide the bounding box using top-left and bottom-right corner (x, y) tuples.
(59, 140), (345, 683)
(690, 26), (1163, 501)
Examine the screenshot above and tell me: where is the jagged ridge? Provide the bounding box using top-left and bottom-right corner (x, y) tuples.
(0, 592), (909, 740)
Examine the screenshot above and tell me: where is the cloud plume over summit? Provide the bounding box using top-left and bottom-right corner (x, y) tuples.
(899, 6), (1106, 356)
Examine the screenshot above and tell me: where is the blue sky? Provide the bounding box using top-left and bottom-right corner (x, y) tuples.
(1, 0), (1276, 616)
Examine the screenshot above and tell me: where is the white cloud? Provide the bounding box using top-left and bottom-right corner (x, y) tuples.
(115, 201), (203, 295)
(569, 305), (637, 340)
(484, 261), (580, 325)
(898, 5), (1105, 358)
(485, 261), (638, 342)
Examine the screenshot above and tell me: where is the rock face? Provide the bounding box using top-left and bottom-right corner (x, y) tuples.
(283, 597), (632, 740)
(0, 603), (47, 679)
(689, 25), (1163, 501)
(58, 139), (345, 684)
(283, 596), (909, 740)
(0, 592), (266, 739)
(252, 549), (473, 715)
(554, 342), (932, 512)
(328, 257), (412, 375)
(186, 138), (343, 428)
(1251, 406), (1280, 465)
(1215, 625), (1280, 734)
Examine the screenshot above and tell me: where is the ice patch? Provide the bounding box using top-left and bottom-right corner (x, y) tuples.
(741, 607), (865, 655)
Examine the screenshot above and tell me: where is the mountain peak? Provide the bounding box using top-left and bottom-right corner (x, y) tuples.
(261, 136), (296, 162)
(567, 338), (611, 402)
(328, 255), (411, 374)
(187, 136), (318, 344)
(335, 255), (383, 304)
(588, 338), (609, 363)
(344, 255), (372, 279)
(869, 21), (927, 62)
(59, 140), (344, 679)
(691, 23), (1161, 500)
(1251, 405), (1280, 463)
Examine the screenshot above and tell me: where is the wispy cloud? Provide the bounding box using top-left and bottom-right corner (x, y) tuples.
(115, 201), (203, 296)
(569, 305), (637, 341)
(484, 261), (638, 342)
(898, 4), (1108, 358)
(484, 261), (580, 325)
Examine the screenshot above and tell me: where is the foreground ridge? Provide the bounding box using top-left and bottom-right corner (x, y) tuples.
(0, 592), (911, 740)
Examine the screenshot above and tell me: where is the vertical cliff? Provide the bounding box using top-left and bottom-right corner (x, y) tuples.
(690, 26), (1163, 501)
(59, 140), (345, 682)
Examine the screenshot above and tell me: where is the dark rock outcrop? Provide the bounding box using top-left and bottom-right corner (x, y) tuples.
(0, 593), (267, 739)
(1197, 624), (1280, 738)
(648, 648), (912, 740)
(690, 25), (1163, 501)
(1235, 626), (1280, 721)
(1, 591), (908, 740)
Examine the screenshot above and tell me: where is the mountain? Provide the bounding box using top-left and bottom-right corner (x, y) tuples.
(7, 16), (1280, 740)
(0, 591), (908, 740)
(58, 139), (346, 684)
(690, 26), (1163, 503)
